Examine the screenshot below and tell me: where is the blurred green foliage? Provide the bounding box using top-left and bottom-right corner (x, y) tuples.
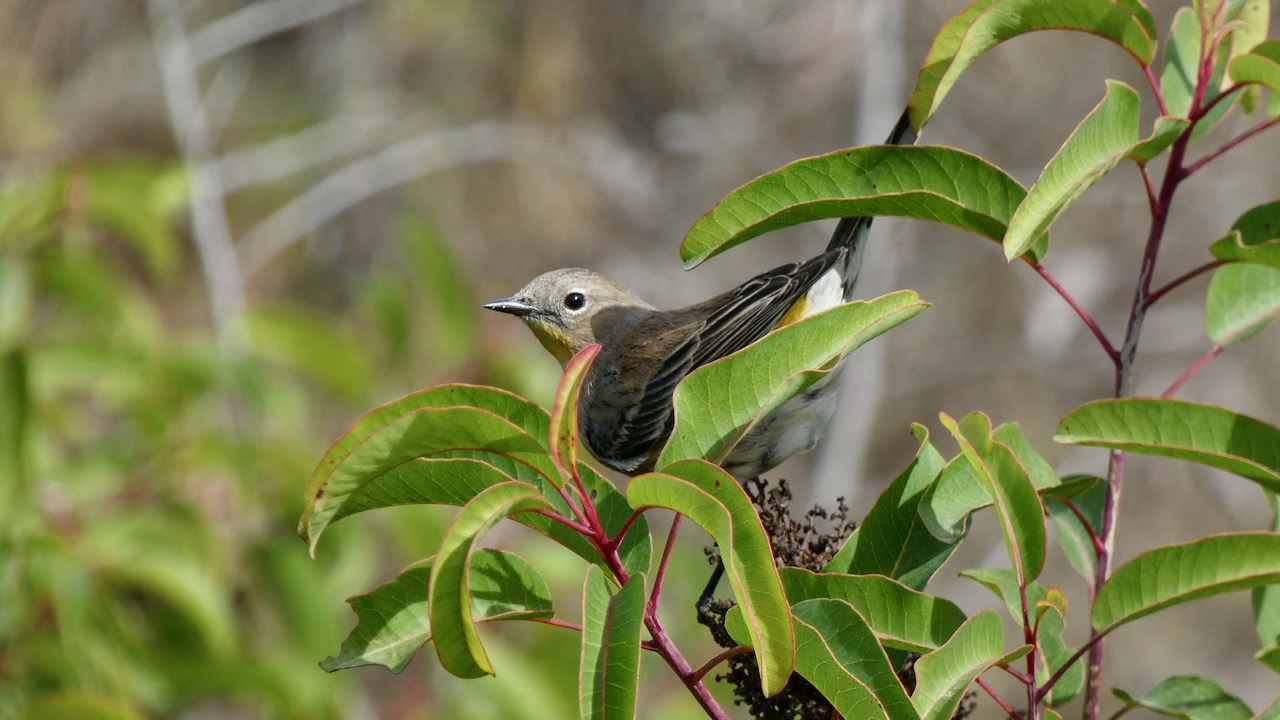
(0, 157), (548, 719)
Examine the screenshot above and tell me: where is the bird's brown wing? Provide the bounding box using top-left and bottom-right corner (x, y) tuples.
(580, 249), (843, 472)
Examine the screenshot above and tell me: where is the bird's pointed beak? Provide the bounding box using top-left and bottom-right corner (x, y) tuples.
(483, 296), (537, 317)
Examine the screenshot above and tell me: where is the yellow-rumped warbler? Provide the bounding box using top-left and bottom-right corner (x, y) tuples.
(485, 112), (915, 481)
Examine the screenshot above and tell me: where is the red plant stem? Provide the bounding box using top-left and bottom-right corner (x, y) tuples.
(1023, 259), (1119, 364)
(976, 677), (1021, 720)
(1052, 496), (1107, 564)
(1142, 65), (1168, 115)
(531, 617), (585, 633)
(603, 508), (647, 552)
(1019, 580), (1040, 720)
(1162, 344), (1224, 398)
(1185, 115), (1280, 177)
(533, 508), (594, 536)
(690, 645), (753, 684)
(997, 663), (1033, 685)
(1037, 623), (1115, 703)
(1146, 260), (1224, 307)
(650, 515), (684, 610)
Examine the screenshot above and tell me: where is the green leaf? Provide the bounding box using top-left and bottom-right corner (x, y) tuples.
(912, 610), (1028, 720)
(1254, 494), (1280, 662)
(826, 424), (960, 590)
(942, 412), (1047, 583)
(1205, 262), (1280, 344)
(550, 344), (600, 485)
(790, 599), (919, 720)
(1259, 644), (1280, 675)
(299, 384), (651, 578)
(428, 481), (552, 678)
(1161, 8), (1201, 117)
(0, 350), (28, 508)
(627, 459), (793, 696)
(1230, 40), (1280, 97)
(321, 550), (554, 673)
(679, 146), (1029, 268)
(1045, 479), (1107, 583)
(1005, 81), (1141, 260)
(579, 567), (644, 720)
(1093, 532), (1280, 633)
(781, 568), (967, 653)
(659, 293), (927, 469)
(1128, 116), (1193, 161)
(1211, 201), (1280, 269)
(909, 0), (1156, 129)
(1056, 398), (1280, 494)
(1113, 675), (1254, 720)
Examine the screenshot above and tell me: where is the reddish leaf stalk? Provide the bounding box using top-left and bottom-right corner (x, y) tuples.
(1162, 343), (1224, 398)
(1146, 260), (1224, 307)
(649, 515), (684, 611)
(977, 676), (1021, 720)
(690, 645), (753, 684)
(1024, 259), (1119, 364)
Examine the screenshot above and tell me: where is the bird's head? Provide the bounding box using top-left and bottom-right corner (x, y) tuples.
(484, 268), (653, 366)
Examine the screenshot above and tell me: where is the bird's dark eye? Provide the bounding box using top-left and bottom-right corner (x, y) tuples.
(564, 292), (586, 311)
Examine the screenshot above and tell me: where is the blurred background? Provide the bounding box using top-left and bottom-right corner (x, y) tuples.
(0, 1), (1276, 718)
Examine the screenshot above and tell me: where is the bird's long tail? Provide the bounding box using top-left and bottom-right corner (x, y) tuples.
(825, 108), (919, 300)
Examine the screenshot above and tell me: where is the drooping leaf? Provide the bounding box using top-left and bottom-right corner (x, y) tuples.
(1254, 493), (1280, 667)
(627, 459), (793, 696)
(1112, 675), (1254, 720)
(321, 550), (553, 673)
(790, 599), (919, 720)
(910, 0), (1156, 129)
(428, 482), (552, 678)
(942, 412), (1047, 583)
(912, 610), (1028, 720)
(1093, 532), (1280, 633)
(679, 146), (1029, 268)
(659, 293), (927, 469)
(579, 567), (644, 720)
(1056, 398), (1280, 493)
(780, 568), (967, 653)
(1205, 262), (1280, 345)
(1005, 81), (1142, 260)
(826, 424), (959, 589)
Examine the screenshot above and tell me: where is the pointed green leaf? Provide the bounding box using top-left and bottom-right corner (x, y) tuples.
(321, 550), (553, 673)
(1056, 398), (1280, 493)
(1005, 81), (1142, 259)
(627, 459), (793, 696)
(1259, 645), (1280, 675)
(680, 146), (1030, 268)
(826, 424), (959, 590)
(1113, 675), (1253, 720)
(1211, 201), (1280, 269)
(910, 0), (1156, 129)
(550, 344), (601, 484)
(791, 599), (919, 720)
(1206, 262), (1280, 344)
(658, 292), (926, 470)
(429, 482), (552, 678)
(1093, 532), (1280, 633)
(1037, 599), (1084, 707)
(781, 568), (967, 653)
(942, 412), (1047, 583)
(580, 567), (644, 720)
(912, 610), (1028, 720)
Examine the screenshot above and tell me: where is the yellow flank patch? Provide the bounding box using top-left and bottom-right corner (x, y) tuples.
(527, 322), (576, 366)
(777, 297), (810, 328)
